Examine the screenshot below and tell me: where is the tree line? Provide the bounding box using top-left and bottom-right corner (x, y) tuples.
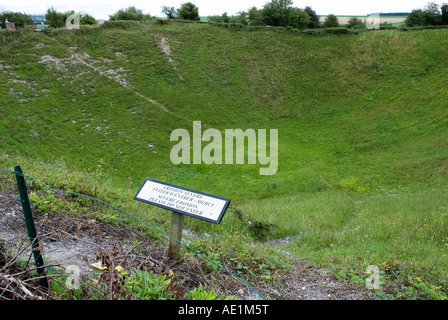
(162, 1), (324, 30)
(405, 2), (448, 27)
(2, 1), (448, 30)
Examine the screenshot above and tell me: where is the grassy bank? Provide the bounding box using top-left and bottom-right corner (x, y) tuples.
(1, 21), (447, 298)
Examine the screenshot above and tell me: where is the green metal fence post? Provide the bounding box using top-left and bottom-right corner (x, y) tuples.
(14, 165), (48, 290)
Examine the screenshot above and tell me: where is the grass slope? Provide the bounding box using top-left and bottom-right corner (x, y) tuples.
(1, 22), (447, 298)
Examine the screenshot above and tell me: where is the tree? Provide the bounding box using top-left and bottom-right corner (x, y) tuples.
(304, 6), (321, 28)
(287, 7), (310, 29)
(323, 14), (339, 28)
(424, 1), (441, 15)
(0, 11), (34, 28)
(109, 6), (147, 21)
(262, 0), (293, 26)
(177, 2), (200, 21)
(442, 3), (448, 25)
(424, 1), (442, 24)
(45, 8), (97, 28)
(248, 6), (265, 26)
(45, 7), (67, 28)
(405, 2), (442, 27)
(162, 6), (177, 19)
(80, 13), (97, 25)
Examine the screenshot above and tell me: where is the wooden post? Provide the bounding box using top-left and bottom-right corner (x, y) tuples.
(168, 211), (184, 260)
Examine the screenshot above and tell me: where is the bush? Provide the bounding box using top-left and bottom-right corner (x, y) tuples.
(208, 12), (248, 26)
(155, 18), (170, 25)
(109, 6), (149, 21)
(80, 13), (97, 25)
(304, 27), (351, 36)
(177, 2), (200, 21)
(124, 270), (173, 300)
(185, 283), (234, 300)
(101, 20), (142, 29)
(45, 7), (67, 28)
(348, 17), (366, 30)
(248, 7), (265, 26)
(262, 0), (293, 27)
(45, 8), (97, 28)
(322, 14), (340, 28)
(287, 7), (310, 29)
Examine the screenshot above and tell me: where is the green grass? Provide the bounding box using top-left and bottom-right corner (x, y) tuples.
(1, 22), (447, 298)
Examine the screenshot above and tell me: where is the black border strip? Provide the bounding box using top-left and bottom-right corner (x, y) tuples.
(133, 179), (231, 224)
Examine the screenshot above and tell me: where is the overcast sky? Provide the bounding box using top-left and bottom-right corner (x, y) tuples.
(0, 1), (435, 20)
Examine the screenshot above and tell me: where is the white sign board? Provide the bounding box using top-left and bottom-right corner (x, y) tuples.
(134, 179), (230, 224)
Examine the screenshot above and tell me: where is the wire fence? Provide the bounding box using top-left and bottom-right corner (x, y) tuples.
(0, 167), (266, 300)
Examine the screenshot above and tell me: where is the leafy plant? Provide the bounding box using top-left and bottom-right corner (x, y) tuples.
(185, 283), (234, 300)
(29, 191), (63, 213)
(124, 270), (173, 300)
(408, 277), (448, 300)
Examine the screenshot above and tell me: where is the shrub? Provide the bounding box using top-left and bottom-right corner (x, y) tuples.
(80, 13), (97, 25)
(262, 0), (293, 27)
(248, 7), (265, 26)
(45, 8), (97, 28)
(322, 14), (340, 28)
(124, 270), (173, 300)
(287, 7), (310, 29)
(109, 6), (149, 21)
(177, 2), (200, 21)
(348, 17), (366, 30)
(101, 20), (142, 29)
(45, 7), (67, 28)
(185, 283), (234, 300)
